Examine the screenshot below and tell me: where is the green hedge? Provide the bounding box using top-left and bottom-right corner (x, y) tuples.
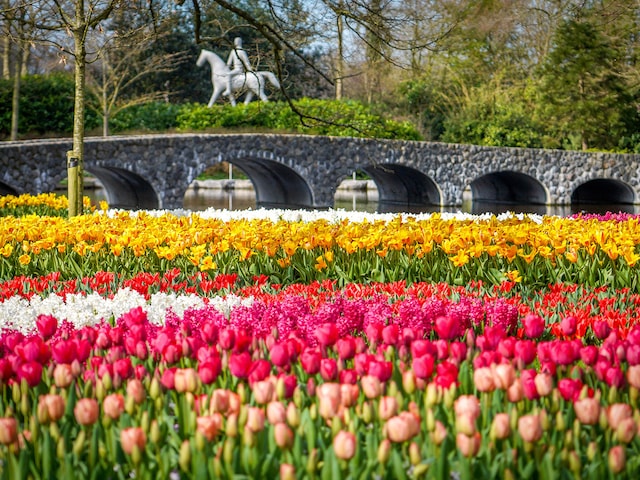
(0, 73), (100, 138)
(176, 98), (423, 140)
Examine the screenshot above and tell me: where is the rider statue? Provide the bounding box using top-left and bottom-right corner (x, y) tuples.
(224, 37), (254, 97)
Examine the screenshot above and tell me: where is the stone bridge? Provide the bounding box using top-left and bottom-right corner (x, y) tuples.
(0, 133), (638, 211)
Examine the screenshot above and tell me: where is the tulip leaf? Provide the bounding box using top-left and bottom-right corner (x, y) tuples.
(390, 449), (408, 480)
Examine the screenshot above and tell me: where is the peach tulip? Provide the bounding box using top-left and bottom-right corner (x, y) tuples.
(333, 430), (357, 460)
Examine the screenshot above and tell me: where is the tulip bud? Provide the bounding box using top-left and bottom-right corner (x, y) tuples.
(431, 420), (447, 446)
(57, 437), (66, 460)
(223, 437), (235, 465)
(377, 439), (391, 464)
(425, 409), (435, 432)
(150, 420), (161, 445)
(286, 403), (300, 429)
(362, 402), (373, 424)
(402, 370), (416, 394)
(555, 411), (566, 432)
(149, 377), (161, 399)
(226, 413), (238, 437)
(409, 442), (421, 465)
(587, 442), (598, 462)
(73, 429), (86, 456)
(179, 440), (191, 472)
(280, 463), (296, 480)
(102, 372), (113, 392)
(331, 416), (343, 437)
(568, 450), (581, 474)
(425, 383), (438, 408)
(306, 448), (319, 474)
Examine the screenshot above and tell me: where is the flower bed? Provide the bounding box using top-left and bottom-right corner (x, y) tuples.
(1, 195), (640, 478)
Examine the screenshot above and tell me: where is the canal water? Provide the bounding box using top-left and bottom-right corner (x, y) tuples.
(75, 179), (637, 216)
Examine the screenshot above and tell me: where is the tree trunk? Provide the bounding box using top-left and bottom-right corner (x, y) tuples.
(69, 27), (86, 217)
(1, 35), (10, 80)
(10, 45), (22, 141)
(335, 11), (344, 100)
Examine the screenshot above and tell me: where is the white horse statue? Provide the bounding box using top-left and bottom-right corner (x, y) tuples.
(196, 49), (280, 107)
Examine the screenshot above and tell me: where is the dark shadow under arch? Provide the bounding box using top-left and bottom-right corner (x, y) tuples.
(87, 166), (159, 210)
(572, 178), (635, 205)
(471, 171), (547, 204)
(0, 181), (18, 196)
(229, 158), (313, 209)
(363, 164), (440, 212)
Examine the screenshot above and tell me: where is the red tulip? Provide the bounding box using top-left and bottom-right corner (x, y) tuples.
(198, 359), (221, 385)
(434, 315), (458, 340)
(412, 354), (435, 380)
(36, 314), (57, 340)
(218, 328), (236, 350)
(229, 352), (252, 379)
(522, 313), (545, 338)
(300, 348), (321, 375)
(320, 358), (338, 381)
(316, 323), (339, 348)
(248, 359), (271, 384)
(368, 360), (392, 382)
(335, 337), (356, 360)
(270, 343), (290, 368)
(160, 367), (176, 390)
(17, 361), (42, 387)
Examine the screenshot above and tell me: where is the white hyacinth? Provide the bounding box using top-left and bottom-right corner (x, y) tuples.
(0, 288), (253, 335)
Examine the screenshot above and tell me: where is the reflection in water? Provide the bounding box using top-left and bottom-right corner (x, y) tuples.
(183, 187), (256, 211)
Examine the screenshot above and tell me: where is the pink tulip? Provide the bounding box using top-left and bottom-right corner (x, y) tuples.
(517, 413), (542, 443)
(266, 401), (286, 425)
(74, 398), (99, 426)
(378, 396), (398, 421)
(456, 432), (481, 457)
(273, 422), (294, 449)
(0, 417), (18, 445)
(197, 414), (222, 441)
(608, 445), (626, 474)
(606, 403), (633, 430)
(102, 393), (125, 420)
(37, 394), (66, 424)
(473, 366), (495, 392)
(246, 407), (266, 433)
(120, 427), (146, 455)
(252, 379), (275, 405)
(490, 413), (511, 440)
(454, 395), (480, 421)
(361, 375), (383, 399)
(333, 430), (357, 460)
(53, 363), (74, 388)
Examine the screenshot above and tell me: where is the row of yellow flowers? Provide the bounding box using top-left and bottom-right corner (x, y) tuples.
(1, 208), (639, 267)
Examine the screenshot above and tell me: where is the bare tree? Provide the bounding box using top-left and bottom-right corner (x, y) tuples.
(86, 20), (186, 136)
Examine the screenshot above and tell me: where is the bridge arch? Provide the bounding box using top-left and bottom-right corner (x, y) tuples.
(470, 171), (548, 204)
(571, 178), (635, 205)
(87, 166), (159, 210)
(227, 157), (313, 209)
(363, 164), (441, 210)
